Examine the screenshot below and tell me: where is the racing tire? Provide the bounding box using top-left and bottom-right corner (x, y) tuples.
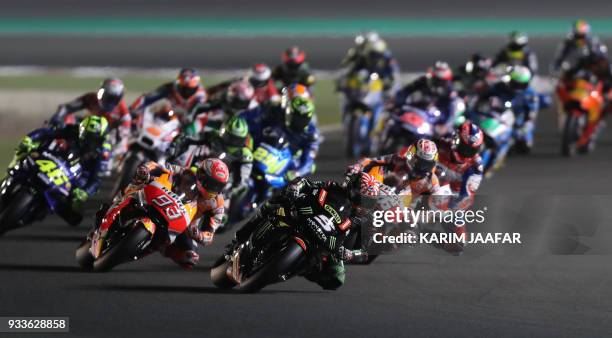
(210, 256), (238, 290)
(238, 241), (305, 293)
(75, 239), (94, 270)
(92, 225), (150, 272)
(0, 189), (34, 236)
(345, 114), (357, 158)
(561, 115), (580, 157)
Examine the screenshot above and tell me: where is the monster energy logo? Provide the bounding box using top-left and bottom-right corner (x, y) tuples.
(328, 236), (336, 250)
(324, 204), (341, 224)
(299, 206), (313, 215)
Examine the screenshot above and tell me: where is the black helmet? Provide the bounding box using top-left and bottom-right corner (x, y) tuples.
(464, 53), (492, 78)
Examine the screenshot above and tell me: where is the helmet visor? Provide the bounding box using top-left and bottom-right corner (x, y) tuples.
(456, 142), (480, 158)
(197, 170), (227, 194)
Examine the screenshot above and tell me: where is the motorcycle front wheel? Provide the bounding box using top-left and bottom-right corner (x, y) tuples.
(92, 224), (151, 272)
(0, 188), (35, 236)
(238, 241), (306, 293)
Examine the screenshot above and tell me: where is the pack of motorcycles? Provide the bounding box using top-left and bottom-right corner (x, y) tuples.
(0, 49), (605, 293)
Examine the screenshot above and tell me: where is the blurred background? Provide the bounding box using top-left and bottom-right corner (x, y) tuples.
(2, 0), (612, 152)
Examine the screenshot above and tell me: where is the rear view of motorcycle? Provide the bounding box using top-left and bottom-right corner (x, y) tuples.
(340, 70), (385, 158)
(556, 72), (604, 156)
(113, 104), (181, 195)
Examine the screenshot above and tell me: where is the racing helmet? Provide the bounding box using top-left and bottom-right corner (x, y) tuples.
(220, 116), (249, 148)
(464, 53), (492, 78)
(452, 121), (484, 161)
(248, 63), (272, 88)
(280, 83), (311, 109)
(196, 158), (229, 195)
(97, 77), (125, 111)
(405, 139), (438, 177)
(285, 97), (315, 132)
(282, 47), (306, 70)
(346, 172), (380, 210)
(508, 31), (529, 51)
(226, 79), (255, 113)
(427, 61), (453, 96)
(175, 68), (201, 100)
(572, 19), (591, 39)
(78, 115), (109, 151)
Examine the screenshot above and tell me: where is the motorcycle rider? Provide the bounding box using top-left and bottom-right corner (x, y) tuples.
(168, 116), (253, 213)
(480, 65), (540, 153)
(272, 46), (316, 88)
(393, 61), (465, 138)
(453, 53), (494, 100)
(130, 68), (207, 121)
(232, 175), (376, 290)
(560, 47), (612, 150)
(436, 122), (484, 206)
(340, 31), (382, 67)
(249, 63), (281, 106)
(492, 31), (538, 73)
(428, 122), (484, 255)
(346, 138), (441, 196)
(124, 158), (229, 268)
(552, 19), (605, 74)
(241, 96), (320, 181)
(49, 78), (130, 174)
(189, 78), (257, 135)
(339, 33), (400, 97)
(11, 116), (110, 218)
(206, 64), (280, 107)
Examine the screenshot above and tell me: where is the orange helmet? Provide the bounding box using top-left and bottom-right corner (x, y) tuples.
(175, 68), (201, 99)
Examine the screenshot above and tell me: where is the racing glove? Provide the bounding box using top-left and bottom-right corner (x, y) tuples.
(71, 188), (89, 211)
(17, 136), (38, 156)
(188, 224), (214, 246)
(285, 170), (298, 183)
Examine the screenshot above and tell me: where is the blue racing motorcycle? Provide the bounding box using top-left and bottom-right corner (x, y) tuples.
(0, 140), (84, 235)
(232, 128), (293, 220)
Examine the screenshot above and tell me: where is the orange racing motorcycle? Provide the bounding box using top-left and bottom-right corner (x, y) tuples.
(76, 171), (198, 272)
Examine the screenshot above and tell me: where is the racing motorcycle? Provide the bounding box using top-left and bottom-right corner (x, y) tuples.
(470, 98), (515, 176)
(113, 105), (180, 195)
(211, 184), (352, 292)
(0, 140), (83, 235)
(340, 70), (384, 158)
(76, 170), (198, 272)
(233, 127), (293, 221)
(378, 105), (434, 154)
(556, 72), (604, 156)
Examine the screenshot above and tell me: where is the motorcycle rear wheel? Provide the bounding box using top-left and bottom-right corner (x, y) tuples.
(561, 114), (581, 157)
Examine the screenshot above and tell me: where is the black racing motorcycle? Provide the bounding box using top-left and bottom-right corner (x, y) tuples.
(211, 185), (352, 293)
